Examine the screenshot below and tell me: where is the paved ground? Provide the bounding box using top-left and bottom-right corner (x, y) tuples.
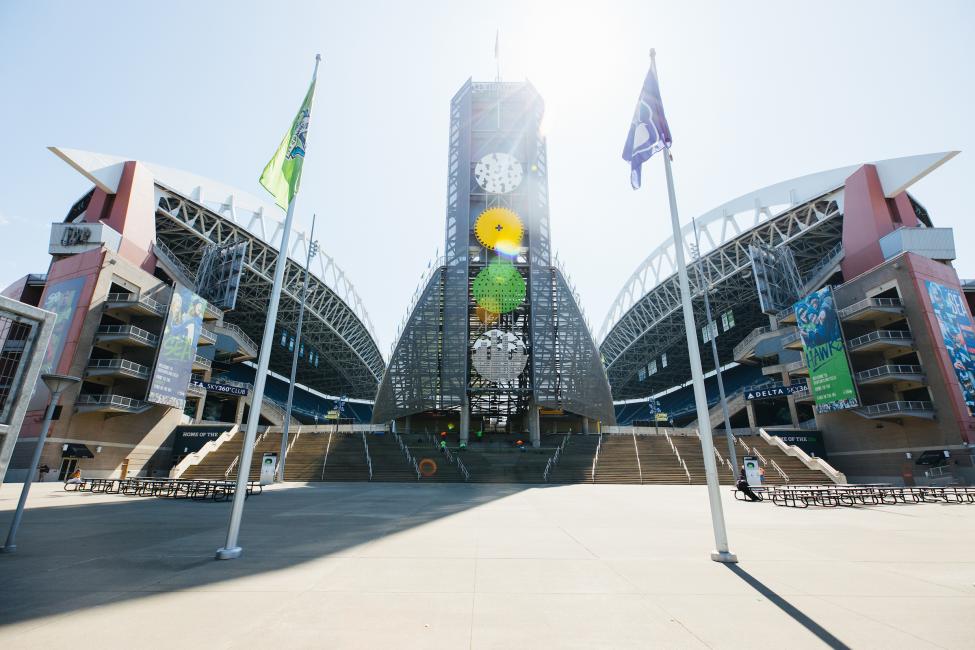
(0, 482), (973, 649)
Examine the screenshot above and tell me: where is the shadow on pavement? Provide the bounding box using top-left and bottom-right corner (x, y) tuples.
(0, 482), (525, 627)
(725, 564), (851, 650)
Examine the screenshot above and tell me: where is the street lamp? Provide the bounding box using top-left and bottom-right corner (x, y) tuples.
(3, 373), (81, 552)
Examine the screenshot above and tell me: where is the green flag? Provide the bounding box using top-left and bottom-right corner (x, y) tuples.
(260, 77), (317, 209)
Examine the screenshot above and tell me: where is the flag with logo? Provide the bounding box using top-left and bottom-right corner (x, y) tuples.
(260, 76), (317, 209)
(622, 57), (672, 190)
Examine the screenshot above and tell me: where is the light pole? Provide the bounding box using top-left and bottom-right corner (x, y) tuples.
(279, 214), (318, 481)
(3, 373), (80, 553)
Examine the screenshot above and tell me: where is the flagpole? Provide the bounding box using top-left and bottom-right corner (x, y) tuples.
(278, 213), (317, 481)
(217, 53), (322, 560)
(654, 49), (737, 564)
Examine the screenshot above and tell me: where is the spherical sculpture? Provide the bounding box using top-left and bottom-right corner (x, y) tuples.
(472, 260), (526, 314)
(471, 329), (529, 383)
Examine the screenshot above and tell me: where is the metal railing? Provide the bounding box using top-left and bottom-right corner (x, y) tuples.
(857, 401), (935, 416)
(321, 432), (333, 481)
(631, 432), (644, 484)
(105, 292), (166, 315)
(75, 394), (149, 411)
(590, 434), (603, 483)
(95, 324), (159, 346)
(153, 240), (196, 288)
(225, 454), (239, 479)
(770, 458), (789, 482)
(85, 358), (150, 379)
(855, 364), (923, 382)
(780, 330), (801, 347)
(847, 329), (913, 350)
(801, 243), (843, 287)
(393, 432), (420, 479)
(361, 432), (373, 480)
(455, 456), (470, 482)
(837, 296), (903, 319)
(543, 435), (569, 482)
(215, 322), (258, 354)
(733, 325), (771, 360)
(751, 447), (769, 466)
(199, 326), (217, 343)
(193, 354), (212, 369)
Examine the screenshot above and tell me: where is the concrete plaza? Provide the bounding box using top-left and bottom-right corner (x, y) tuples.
(0, 482), (973, 649)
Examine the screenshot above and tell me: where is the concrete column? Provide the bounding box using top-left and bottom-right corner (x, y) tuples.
(459, 399), (470, 445)
(194, 397), (206, 423)
(404, 415), (411, 435)
(745, 400), (757, 429)
(234, 397), (246, 425)
(528, 400), (541, 448)
(581, 417), (589, 434)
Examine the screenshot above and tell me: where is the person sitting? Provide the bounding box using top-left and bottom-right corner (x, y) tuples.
(736, 467), (762, 502)
(65, 468), (83, 485)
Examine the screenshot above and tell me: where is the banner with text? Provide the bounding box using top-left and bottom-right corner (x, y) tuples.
(793, 286), (858, 413)
(148, 285), (206, 409)
(926, 280), (975, 416)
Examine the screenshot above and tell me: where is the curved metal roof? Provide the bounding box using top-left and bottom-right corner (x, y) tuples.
(50, 146), (379, 345)
(598, 151), (958, 344)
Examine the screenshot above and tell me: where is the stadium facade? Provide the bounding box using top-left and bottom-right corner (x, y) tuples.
(372, 80), (615, 444)
(602, 152), (975, 484)
(2, 148), (382, 481)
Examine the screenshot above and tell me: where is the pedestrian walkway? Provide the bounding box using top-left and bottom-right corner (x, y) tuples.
(1, 482), (972, 648)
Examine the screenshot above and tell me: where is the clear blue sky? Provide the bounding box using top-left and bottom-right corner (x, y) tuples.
(1, 0), (973, 352)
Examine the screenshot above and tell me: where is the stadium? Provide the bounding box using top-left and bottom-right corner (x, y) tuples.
(0, 81), (971, 488)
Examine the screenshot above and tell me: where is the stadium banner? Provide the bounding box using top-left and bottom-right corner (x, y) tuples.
(793, 287), (858, 413)
(744, 382), (808, 401)
(39, 276), (87, 373)
(925, 280), (975, 416)
(148, 285), (207, 409)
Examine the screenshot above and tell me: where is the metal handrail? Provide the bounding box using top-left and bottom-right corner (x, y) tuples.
(75, 394), (149, 410)
(857, 400), (934, 415)
(85, 358), (150, 377)
(200, 326), (217, 342)
(95, 324), (159, 346)
(455, 456), (470, 482)
(733, 325), (771, 360)
(215, 321), (258, 352)
(751, 447), (768, 466)
(855, 364), (923, 381)
(361, 432), (373, 480)
(153, 240), (196, 286)
(193, 354), (212, 368)
(631, 432), (643, 484)
(321, 432), (333, 481)
(225, 454), (239, 479)
(847, 329), (913, 349)
(105, 292), (166, 314)
(590, 434), (603, 483)
(770, 458), (789, 482)
(680, 458), (691, 483)
(837, 296), (903, 319)
(802, 242), (843, 286)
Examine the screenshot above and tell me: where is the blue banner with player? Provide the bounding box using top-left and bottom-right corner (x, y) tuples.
(926, 280), (975, 416)
(794, 286), (858, 413)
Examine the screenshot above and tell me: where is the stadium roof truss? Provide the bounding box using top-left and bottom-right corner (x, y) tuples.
(155, 189), (384, 399)
(601, 193), (843, 400)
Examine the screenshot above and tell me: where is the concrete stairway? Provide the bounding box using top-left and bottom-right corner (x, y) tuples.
(736, 435), (834, 485)
(367, 434), (419, 482)
(181, 430), (283, 481)
(319, 433), (370, 481)
(635, 435), (691, 484)
(671, 435), (736, 486)
(592, 435), (642, 484)
(283, 431), (330, 481)
(546, 435), (600, 483)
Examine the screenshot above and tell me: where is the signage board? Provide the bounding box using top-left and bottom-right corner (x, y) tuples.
(148, 285), (206, 409)
(260, 452), (277, 485)
(743, 456), (761, 486)
(925, 280), (975, 415)
(793, 287), (858, 413)
(39, 276), (87, 374)
(744, 382), (808, 401)
(655, 413), (669, 422)
(190, 380), (249, 397)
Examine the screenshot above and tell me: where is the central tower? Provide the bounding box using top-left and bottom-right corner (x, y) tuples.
(373, 79), (614, 443)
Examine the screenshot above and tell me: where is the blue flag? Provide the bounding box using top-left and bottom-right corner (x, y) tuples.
(622, 58), (672, 189)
